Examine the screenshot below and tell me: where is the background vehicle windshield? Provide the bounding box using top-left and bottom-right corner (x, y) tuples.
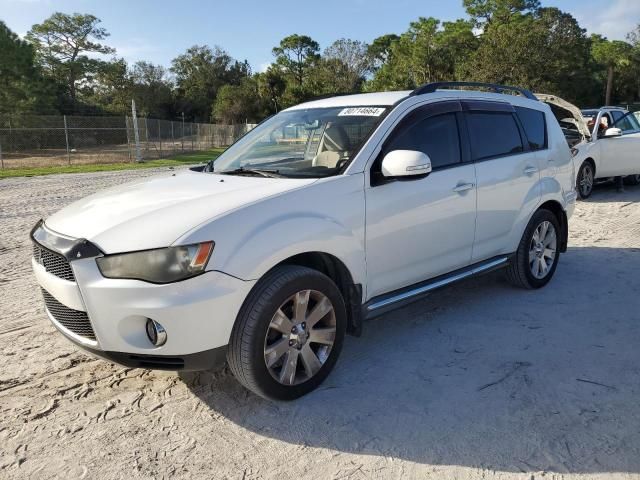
(212, 106), (388, 177)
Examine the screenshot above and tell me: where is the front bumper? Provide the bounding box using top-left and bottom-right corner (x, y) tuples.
(66, 338), (228, 371)
(32, 222), (255, 370)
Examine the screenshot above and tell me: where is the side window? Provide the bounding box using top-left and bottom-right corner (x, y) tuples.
(385, 113), (461, 169)
(612, 111), (640, 133)
(610, 111), (624, 123)
(515, 106), (547, 150)
(466, 112), (524, 161)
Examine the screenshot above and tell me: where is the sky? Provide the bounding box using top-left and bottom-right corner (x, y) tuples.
(1, 0), (639, 72)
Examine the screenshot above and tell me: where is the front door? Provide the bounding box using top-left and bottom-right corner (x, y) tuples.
(365, 101), (477, 300)
(599, 111), (640, 177)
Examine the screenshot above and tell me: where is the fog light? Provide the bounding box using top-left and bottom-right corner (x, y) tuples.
(145, 318), (167, 347)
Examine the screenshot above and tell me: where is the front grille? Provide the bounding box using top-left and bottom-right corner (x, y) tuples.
(33, 243), (75, 281)
(41, 289), (96, 341)
(127, 355), (185, 370)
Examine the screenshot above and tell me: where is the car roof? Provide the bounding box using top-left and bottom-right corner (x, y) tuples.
(582, 107), (627, 113)
(284, 89), (544, 111)
(284, 91), (412, 110)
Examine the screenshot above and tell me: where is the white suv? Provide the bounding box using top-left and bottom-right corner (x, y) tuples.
(32, 82), (576, 400)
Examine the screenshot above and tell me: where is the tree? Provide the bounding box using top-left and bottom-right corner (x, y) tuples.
(626, 25), (640, 101)
(466, 8), (593, 105)
(272, 34), (320, 87)
(171, 45), (250, 121)
(535, 8), (593, 104)
(464, 0), (540, 26)
(592, 36), (633, 105)
(0, 21), (54, 113)
(368, 34), (400, 71)
(130, 61), (174, 118)
(323, 39), (372, 90)
(212, 78), (264, 123)
(88, 58), (132, 115)
(368, 17), (477, 91)
(256, 67), (287, 113)
(26, 13), (115, 107)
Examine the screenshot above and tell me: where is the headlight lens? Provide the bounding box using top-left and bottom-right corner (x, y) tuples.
(96, 242), (214, 283)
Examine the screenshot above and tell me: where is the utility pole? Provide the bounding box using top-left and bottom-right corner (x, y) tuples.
(132, 100), (142, 162)
(63, 115), (71, 165)
(181, 112), (185, 152)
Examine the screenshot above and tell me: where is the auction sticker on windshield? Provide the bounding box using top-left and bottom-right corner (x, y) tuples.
(338, 107), (386, 117)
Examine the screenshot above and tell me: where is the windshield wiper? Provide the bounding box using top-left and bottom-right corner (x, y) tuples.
(217, 167), (283, 178)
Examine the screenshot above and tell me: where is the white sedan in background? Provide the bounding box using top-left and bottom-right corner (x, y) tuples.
(538, 95), (640, 198)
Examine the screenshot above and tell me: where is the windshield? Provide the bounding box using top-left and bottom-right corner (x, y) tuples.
(211, 106), (388, 178)
(581, 109), (598, 119)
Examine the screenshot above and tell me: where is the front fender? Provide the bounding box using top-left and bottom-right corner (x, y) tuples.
(219, 212), (366, 284)
(175, 174), (367, 287)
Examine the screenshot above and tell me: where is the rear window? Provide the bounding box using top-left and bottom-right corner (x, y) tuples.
(466, 112), (524, 161)
(516, 107), (547, 150)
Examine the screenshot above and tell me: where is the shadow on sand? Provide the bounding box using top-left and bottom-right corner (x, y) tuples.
(182, 245), (640, 475)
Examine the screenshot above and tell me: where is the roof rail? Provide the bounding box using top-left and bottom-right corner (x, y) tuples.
(411, 82), (538, 101)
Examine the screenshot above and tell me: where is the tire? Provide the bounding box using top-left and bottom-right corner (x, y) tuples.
(506, 209), (561, 289)
(227, 265), (347, 400)
(576, 161), (594, 199)
(624, 174), (640, 186)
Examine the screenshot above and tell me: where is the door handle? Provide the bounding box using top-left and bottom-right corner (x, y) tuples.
(524, 166), (538, 176)
(452, 182), (475, 193)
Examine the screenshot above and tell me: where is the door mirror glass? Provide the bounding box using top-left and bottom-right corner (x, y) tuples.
(603, 127), (622, 138)
(381, 150), (432, 178)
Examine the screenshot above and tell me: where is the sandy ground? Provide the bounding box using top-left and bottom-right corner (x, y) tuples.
(1, 169), (639, 480)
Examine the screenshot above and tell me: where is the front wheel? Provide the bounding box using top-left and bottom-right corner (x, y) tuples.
(576, 162), (594, 199)
(506, 209), (561, 289)
(227, 265), (346, 400)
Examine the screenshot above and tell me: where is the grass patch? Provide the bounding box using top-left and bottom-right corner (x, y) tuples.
(0, 148), (225, 179)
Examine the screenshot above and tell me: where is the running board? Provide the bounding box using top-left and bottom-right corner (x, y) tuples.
(364, 256), (510, 318)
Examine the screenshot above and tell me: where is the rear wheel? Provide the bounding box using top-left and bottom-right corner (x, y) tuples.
(624, 174), (640, 186)
(227, 265), (346, 400)
(506, 209), (560, 289)
(577, 162), (594, 199)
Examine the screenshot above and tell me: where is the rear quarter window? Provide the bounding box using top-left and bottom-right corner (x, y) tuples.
(466, 112), (524, 161)
(515, 107), (547, 150)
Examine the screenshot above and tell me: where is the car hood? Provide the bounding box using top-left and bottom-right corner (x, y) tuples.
(45, 171), (316, 253)
(536, 93), (591, 141)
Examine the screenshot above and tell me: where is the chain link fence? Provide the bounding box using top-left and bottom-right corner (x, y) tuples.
(0, 115), (256, 169)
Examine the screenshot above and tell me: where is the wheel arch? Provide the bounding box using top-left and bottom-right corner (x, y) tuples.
(582, 157), (596, 176)
(538, 200), (568, 252)
(253, 251), (363, 337)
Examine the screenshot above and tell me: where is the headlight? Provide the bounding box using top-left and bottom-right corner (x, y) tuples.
(96, 242), (214, 283)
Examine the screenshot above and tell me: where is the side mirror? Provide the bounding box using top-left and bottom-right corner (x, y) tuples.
(381, 150), (432, 178)
(603, 127), (622, 138)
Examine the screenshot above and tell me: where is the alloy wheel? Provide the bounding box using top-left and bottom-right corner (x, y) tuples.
(529, 221), (557, 279)
(264, 289), (336, 386)
(579, 164), (593, 197)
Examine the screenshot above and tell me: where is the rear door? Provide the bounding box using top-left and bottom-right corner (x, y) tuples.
(601, 111), (640, 177)
(465, 100), (542, 262)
